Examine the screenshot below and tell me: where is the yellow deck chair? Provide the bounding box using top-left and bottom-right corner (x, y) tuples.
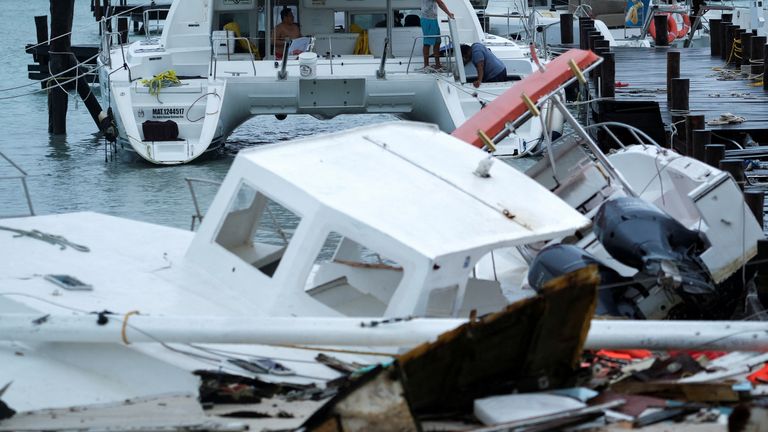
(223, 22), (261, 59)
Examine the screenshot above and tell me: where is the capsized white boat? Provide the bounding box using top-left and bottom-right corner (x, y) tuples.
(98, 0), (561, 164)
(452, 47), (764, 320)
(0, 121), (589, 424)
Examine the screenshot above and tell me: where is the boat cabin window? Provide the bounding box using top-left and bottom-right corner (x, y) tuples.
(214, 182), (301, 278)
(306, 231), (404, 317)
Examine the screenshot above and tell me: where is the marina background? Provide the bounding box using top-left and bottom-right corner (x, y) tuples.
(0, 0), (395, 228)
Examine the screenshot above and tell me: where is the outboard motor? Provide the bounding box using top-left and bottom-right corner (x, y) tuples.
(594, 197), (719, 319)
(528, 244), (644, 318)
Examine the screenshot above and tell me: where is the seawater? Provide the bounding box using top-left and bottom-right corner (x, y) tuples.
(0, 0), (395, 229)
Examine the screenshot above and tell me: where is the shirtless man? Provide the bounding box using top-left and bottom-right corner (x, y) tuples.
(273, 7), (301, 59)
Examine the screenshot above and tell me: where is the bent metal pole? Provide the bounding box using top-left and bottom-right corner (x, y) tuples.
(1, 314), (768, 351)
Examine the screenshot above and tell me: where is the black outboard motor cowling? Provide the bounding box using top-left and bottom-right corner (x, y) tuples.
(594, 197), (719, 318)
(528, 244), (642, 318)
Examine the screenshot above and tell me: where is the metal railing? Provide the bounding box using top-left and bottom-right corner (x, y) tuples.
(184, 177), (222, 230)
(406, 34), (455, 74)
(209, 33), (259, 79)
(0, 151), (34, 218)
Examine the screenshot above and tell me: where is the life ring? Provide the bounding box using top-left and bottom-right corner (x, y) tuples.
(648, 13), (678, 44)
(675, 13), (691, 39)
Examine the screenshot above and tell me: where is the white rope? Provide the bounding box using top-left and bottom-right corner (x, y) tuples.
(0, 61), (105, 101)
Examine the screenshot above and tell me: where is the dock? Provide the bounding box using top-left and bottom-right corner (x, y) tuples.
(611, 47), (768, 143)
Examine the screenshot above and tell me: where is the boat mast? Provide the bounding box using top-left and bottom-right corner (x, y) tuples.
(265, 0), (273, 59)
(386, 0), (393, 58)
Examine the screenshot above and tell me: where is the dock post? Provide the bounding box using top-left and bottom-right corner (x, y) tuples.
(722, 13), (733, 23)
(751, 36), (767, 76)
(722, 24), (734, 61)
(587, 31), (603, 52)
(720, 159), (746, 190)
(33, 15), (49, 70)
(560, 13), (574, 45)
(691, 129), (711, 162)
(118, 16), (129, 44)
(47, 0), (75, 135)
(710, 19), (722, 57)
(666, 51), (680, 103)
(670, 78), (689, 112)
(745, 190), (765, 227)
(704, 144), (726, 168)
(742, 31), (753, 68)
(578, 19), (593, 50)
(669, 78), (689, 150)
(600, 51), (615, 98)
(654, 15), (669, 47)
(684, 115), (705, 157)
(764, 43), (768, 90)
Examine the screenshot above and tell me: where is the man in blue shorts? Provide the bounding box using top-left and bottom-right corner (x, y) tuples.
(419, 0), (454, 72)
(460, 43), (507, 87)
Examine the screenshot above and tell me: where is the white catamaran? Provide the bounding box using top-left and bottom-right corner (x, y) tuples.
(98, 0), (559, 164)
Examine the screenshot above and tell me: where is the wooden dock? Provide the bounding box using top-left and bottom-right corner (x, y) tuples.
(610, 47), (768, 143)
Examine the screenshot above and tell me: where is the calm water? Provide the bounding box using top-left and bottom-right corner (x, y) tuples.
(0, 0), (395, 229)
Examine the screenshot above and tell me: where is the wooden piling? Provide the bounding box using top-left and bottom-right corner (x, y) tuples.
(560, 13), (574, 45)
(764, 43), (768, 91)
(745, 190), (765, 226)
(704, 144), (726, 168)
(751, 36), (767, 75)
(654, 14), (669, 47)
(667, 51), (680, 103)
(593, 39), (610, 52)
(587, 31), (603, 51)
(720, 159), (746, 190)
(742, 32), (753, 67)
(684, 115), (705, 157)
(670, 78), (689, 112)
(47, 0), (75, 135)
(33, 15), (48, 69)
(118, 16), (128, 44)
(710, 19), (722, 57)
(600, 52), (615, 98)
(691, 129), (711, 162)
(722, 24), (734, 61)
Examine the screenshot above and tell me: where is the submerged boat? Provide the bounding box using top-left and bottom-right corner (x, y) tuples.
(98, 0), (559, 164)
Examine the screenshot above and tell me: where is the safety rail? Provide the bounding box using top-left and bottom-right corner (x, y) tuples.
(99, 19), (126, 68)
(406, 34), (455, 75)
(0, 151), (35, 218)
(185, 177), (222, 230)
(209, 34), (259, 79)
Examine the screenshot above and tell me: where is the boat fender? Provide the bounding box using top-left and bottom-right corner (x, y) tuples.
(648, 13), (678, 44)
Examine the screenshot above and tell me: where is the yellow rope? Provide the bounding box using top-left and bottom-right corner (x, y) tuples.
(121, 310), (140, 345)
(140, 70), (181, 96)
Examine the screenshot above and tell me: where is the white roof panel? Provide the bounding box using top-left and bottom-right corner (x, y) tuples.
(240, 122), (588, 257)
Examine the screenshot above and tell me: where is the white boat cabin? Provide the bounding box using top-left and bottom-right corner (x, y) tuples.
(185, 121), (589, 318)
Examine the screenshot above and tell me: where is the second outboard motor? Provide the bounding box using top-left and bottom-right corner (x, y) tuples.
(594, 197), (719, 318)
(528, 244), (643, 318)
